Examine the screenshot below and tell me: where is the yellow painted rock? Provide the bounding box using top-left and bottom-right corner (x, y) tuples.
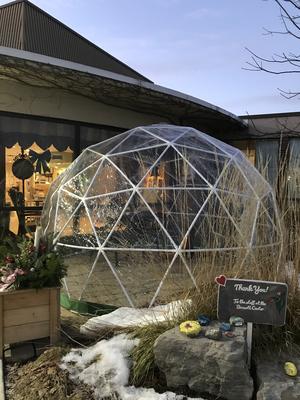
(284, 362), (298, 377)
(179, 320), (201, 337)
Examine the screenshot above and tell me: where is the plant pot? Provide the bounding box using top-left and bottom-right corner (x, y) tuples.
(0, 287), (60, 358)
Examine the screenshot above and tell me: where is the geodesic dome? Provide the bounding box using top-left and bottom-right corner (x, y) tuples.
(41, 124), (282, 308)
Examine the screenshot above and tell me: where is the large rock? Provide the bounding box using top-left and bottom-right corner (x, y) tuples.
(153, 322), (253, 400)
(256, 354), (300, 400)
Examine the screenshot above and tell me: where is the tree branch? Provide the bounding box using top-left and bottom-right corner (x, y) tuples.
(245, 1), (300, 97)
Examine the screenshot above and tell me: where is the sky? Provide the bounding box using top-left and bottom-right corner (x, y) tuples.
(2, 0), (300, 116)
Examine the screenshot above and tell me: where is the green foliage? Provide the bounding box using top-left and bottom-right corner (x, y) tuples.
(0, 236), (67, 290)
(0, 236), (21, 259)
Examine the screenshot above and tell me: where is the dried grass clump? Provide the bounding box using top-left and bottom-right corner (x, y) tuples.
(187, 148), (300, 352)
(252, 146), (300, 351)
(129, 322), (172, 386)
(6, 347), (94, 400)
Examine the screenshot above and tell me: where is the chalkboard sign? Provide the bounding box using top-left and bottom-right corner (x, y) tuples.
(217, 276), (288, 326)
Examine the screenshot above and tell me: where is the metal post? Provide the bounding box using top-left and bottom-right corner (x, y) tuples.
(246, 322), (253, 368)
(34, 226), (43, 249)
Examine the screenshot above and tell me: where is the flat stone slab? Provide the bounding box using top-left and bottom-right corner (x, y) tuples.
(80, 300), (190, 337)
(256, 354), (300, 400)
(154, 322), (253, 400)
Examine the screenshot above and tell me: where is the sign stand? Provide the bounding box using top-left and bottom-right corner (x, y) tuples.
(215, 275), (288, 370)
(246, 322), (253, 368)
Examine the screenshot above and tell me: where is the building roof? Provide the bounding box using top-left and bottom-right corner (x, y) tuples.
(240, 112), (300, 138)
(0, 46), (247, 139)
(0, 0), (151, 82)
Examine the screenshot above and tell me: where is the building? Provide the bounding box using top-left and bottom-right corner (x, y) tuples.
(0, 0), (298, 235)
(236, 113), (300, 196)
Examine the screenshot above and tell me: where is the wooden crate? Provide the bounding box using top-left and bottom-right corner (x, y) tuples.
(0, 287), (60, 358)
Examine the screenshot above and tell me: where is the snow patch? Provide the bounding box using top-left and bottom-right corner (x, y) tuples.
(119, 386), (203, 399)
(61, 334), (138, 397)
(60, 333), (203, 400)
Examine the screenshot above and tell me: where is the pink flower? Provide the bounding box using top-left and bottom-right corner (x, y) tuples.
(14, 268), (26, 276)
(3, 256), (15, 264)
(2, 273), (16, 285)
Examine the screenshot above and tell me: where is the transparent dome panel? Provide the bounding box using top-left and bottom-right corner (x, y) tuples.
(41, 124), (282, 308)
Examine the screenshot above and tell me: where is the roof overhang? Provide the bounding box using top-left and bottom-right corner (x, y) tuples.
(0, 46), (247, 138)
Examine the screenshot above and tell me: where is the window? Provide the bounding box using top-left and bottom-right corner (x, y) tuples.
(5, 143), (73, 233)
(230, 140), (256, 165)
(288, 139), (300, 199)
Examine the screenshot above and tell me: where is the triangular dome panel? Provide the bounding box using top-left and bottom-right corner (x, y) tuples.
(252, 194), (281, 246)
(150, 255), (198, 307)
(174, 145), (230, 186)
(63, 249), (99, 300)
(104, 250), (176, 307)
(56, 201), (98, 248)
(79, 252), (133, 307)
(108, 146), (168, 186)
(107, 128), (166, 154)
(189, 193), (246, 250)
(140, 188), (210, 246)
(85, 159), (133, 197)
(174, 129), (227, 154)
(85, 191), (133, 244)
(105, 193), (175, 249)
(62, 160), (103, 197)
(54, 191), (81, 238)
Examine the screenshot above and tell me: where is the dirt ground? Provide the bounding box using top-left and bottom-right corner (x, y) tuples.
(5, 347), (95, 400)
(63, 251), (196, 308)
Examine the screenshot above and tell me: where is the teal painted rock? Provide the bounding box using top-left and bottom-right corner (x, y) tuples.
(229, 316), (244, 327)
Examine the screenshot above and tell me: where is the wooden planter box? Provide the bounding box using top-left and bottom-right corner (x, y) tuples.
(0, 287), (60, 358)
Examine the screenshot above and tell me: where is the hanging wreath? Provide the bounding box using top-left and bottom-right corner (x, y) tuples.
(12, 153), (34, 180)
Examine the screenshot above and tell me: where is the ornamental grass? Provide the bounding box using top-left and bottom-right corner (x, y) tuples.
(129, 147), (300, 384)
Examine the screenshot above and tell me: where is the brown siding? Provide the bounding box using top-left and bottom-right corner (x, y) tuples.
(0, 0), (151, 82)
(0, 2), (23, 49)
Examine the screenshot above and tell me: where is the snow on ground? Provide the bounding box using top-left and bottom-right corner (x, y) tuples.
(60, 333), (203, 400)
(119, 386), (203, 400)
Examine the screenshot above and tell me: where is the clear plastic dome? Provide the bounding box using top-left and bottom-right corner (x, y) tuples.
(41, 125), (282, 308)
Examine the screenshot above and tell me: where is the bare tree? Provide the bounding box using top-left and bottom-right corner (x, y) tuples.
(245, 0), (300, 98)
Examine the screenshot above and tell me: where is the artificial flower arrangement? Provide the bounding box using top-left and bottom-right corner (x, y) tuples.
(0, 236), (66, 291)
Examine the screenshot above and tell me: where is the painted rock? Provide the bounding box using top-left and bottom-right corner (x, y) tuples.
(220, 322), (231, 332)
(284, 362), (298, 377)
(179, 321), (201, 337)
(205, 328), (222, 340)
(224, 331), (235, 338)
(229, 316), (244, 327)
(197, 315), (210, 326)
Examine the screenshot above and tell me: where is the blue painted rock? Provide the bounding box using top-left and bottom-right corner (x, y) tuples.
(197, 315), (210, 326)
(220, 322), (231, 332)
